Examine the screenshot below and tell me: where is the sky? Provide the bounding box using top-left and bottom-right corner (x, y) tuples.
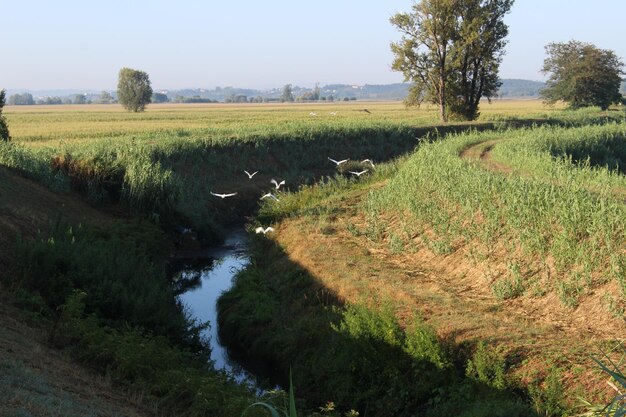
(2, 0), (625, 91)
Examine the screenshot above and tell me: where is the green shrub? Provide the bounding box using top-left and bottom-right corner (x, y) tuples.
(528, 366), (566, 417)
(56, 291), (253, 417)
(12, 221), (198, 347)
(466, 342), (507, 390)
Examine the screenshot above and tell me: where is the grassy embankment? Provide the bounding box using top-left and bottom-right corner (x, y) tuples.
(3, 102), (441, 240)
(0, 166), (257, 416)
(0, 101), (449, 416)
(1, 101), (623, 416)
(219, 111), (626, 416)
(3, 101), (576, 240)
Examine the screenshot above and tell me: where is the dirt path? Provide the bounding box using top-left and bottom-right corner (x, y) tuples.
(459, 138), (626, 199)
(458, 139), (512, 174)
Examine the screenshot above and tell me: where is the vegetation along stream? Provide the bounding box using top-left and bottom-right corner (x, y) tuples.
(4, 107), (626, 416)
(173, 228), (268, 388)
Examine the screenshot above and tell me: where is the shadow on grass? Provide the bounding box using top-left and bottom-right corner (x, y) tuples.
(546, 132), (626, 175)
(218, 236), (541, 417)
(163, 115), (623, 230)
(1, 114), (620, 244)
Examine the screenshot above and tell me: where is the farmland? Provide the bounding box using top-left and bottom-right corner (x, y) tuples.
(1, 101), (626, 416)
(3, 101), (570, 240)
(4, 101), (559, 146)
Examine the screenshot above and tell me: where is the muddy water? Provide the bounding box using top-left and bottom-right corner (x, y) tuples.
(175, 229), (259, 386)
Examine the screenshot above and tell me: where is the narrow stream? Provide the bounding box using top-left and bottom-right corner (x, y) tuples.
(174, 229), (259, 387)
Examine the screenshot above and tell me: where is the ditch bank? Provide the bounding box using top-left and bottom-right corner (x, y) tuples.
(217, 227), (537, 417)
(172, 227), (279, 390)
(4, 115), (622, 416)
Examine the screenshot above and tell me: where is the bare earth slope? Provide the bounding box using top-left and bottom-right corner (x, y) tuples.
(0, 166), (151, 417)
(270, 183), (620, 405)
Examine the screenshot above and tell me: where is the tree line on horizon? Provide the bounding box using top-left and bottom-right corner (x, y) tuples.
(2, 0), (625, 114)
(3, 84), (368, 107)
(7, 79), (601, 108)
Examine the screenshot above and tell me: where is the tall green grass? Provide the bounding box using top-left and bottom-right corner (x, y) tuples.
(218, 237), (535, 417)
(1, 123), (425, 240)
(490, 122), (626, 190)
(365, 123), (626, 307)
(6, 221), (256, 416)
(2, 107), (623, 243)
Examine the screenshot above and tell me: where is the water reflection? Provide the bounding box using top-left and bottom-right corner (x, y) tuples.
(176, 229), (258, 386)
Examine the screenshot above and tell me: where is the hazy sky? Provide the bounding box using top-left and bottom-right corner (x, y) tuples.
(2, 0), (625, 90)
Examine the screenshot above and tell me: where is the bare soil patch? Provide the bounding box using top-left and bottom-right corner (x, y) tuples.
(271, 186), (620, 404)
(459, 139), (513, 174)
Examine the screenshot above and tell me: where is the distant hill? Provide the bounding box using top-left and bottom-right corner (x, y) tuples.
(158, 83), (413, 102)
(5, 79), (551, 105)
(497, 79), (545, 98)
(160, 79), (546, 102)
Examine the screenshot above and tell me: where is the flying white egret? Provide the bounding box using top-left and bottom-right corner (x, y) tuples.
(210, 191), (237, 199)
(271, 179), (285, 190)
(244, 170), (258, 179)
(330, 111), (338, 116)
(349, 169), (369, 177)
(361, 159), (375, 167)
(255, 226), (275, 234)
(328, 157), (348, 166)
(261, 193), (280, 201)
(309, 112), (318, 116)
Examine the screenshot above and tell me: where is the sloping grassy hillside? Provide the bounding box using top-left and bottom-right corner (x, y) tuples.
(0, 167), (151, 417)
(366, 123), (626, 311)
(219, 117), (626, 416)
(2, 103), (624, 416)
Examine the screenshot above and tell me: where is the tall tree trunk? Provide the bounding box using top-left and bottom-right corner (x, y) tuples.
(439, 85), (447, 122)
(439, 55), (448, 122)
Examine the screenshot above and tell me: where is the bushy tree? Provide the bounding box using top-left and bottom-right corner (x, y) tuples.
(8, 93), (34, 105)
(117, 67), (153, 112)
(390, 0), (513, 121)
(38, 96), (63, 105)
(281, 84), (294, 102)
(0, 89), (10, 142)
(151, 92), (168, 103)
(73, 94), (87, 105)
(447, 0), (512, 120)
(541, 40), (624, 110)
(98, 91), (114, 104)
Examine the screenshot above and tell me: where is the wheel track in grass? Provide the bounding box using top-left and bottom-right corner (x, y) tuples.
(263, 162), (626, 407)
(459, 138), (511, 173)
(459, 137), (626, 199)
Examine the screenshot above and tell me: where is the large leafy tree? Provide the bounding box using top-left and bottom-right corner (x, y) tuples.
(117, 67), (153, 112)
(390, 0), (513, 122)
(447, 0), (512, 120)
(0, 89), (10, 142)
(541, 40), (624, 110)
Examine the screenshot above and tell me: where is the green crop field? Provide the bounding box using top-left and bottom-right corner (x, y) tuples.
(4, 100), (560, 146)
(2, 100), (626, 417)
(1, 100), (573, 239)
